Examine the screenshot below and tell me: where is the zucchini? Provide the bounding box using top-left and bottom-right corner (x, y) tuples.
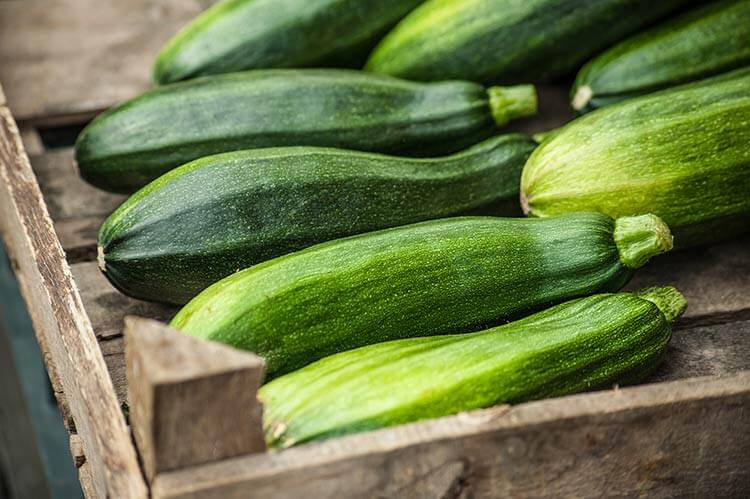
(261, 286), (687, 448)
(75, 69), (537, 193)
(98, 135), (536, 305)
(521, 69), (750, 248)
(365, 0), (698, 84)
(154, 0), (426, 84)
(572, 0), (750, 113)
(171, 213), (673, 378)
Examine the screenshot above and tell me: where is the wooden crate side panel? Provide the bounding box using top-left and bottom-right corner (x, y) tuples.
(153, 372), (750, 499)
(0, 104), (146, 498)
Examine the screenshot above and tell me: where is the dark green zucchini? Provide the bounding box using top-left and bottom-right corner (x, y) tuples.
(522, 68), (750, 247)
(572, 0), (750, 113)
(171, 213), (673, 378)
(98, 135), (537, 305)
(154, 0), (426, 84)
(75, 69), (537, 193)
(261, 286), (686, 448)
(365, 0), (699, 84)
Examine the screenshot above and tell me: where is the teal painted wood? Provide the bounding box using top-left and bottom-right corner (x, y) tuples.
(572, 0), (750, 112)
(75, 69), (537, 193)
(171, 213), (673, 378)
(365, 0), (700, 84)
(154, 0), (426, 84)
(98, 135), (537, 305)
(522, 68), (750, 248)
(261, 287), (686, 448)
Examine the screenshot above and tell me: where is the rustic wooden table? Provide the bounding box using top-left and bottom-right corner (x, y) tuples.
(0, 2), (748, 498)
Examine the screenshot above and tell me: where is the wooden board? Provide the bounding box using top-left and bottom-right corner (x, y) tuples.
(0, 93), (147, 498)
(152, 372), (750, 498)
(0, 0), (219, 125)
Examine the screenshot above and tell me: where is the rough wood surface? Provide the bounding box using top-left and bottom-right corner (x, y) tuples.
(69, 434), (86, 469)
(0, 99), (147, 498)
(125, 318), (266, 480)
(72, 261), (176, 340)
(19, 126), (44, 156)
(0, 0), (218, 124)
(152, 372), (750, 499)
(627, 236), (750, 327)
(29, 149), (125, 260)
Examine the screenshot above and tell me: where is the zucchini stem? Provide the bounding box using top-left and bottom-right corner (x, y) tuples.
(572, 85), (593, 111)
(488, 85), (538, 126)
(635, 286), (688, 324)
(613, 214), (673, 269)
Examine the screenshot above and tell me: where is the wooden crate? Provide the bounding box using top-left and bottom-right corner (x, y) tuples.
(1, 2), (748, 498)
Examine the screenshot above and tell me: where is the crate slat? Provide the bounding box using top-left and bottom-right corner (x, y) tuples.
(0, 98), (147, 497)
(71, 262), (176, 340)
(151, 371), (750, 498)
(0, 0), (219, 125)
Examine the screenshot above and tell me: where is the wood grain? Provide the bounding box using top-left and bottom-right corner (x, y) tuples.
(0, 100), (147, 498)
(19, 126), (44, 155)
(0, 0), (218, 124)
(71, 261), (176, 340)
(125, 318), (266, 480)
(627, 237), (750, 327)
(152, 371), (750, 499)
(29, 149), (125, 260)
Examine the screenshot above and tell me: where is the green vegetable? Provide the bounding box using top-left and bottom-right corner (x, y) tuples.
(75, 69), (537, 193)
(154, 0), (426, 84)
(365, 0), (697, 84)
(522, 69), (750, 247)
(98, 135), (537, 305)
(171, 213), (673, 378)
(573, 0), (750, 113)
(261, 286), (686, 448)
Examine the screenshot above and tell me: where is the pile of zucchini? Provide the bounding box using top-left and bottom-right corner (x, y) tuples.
(77, 0), (749, 447)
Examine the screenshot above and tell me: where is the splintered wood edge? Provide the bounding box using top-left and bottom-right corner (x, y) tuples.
(0, 97), (147, 498)
(125, 317), (266, 481)
(152, 371), (750, 499)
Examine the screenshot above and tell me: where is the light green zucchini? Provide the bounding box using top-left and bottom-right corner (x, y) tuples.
(171, 213), (673, 378)
(522, 68), (750, 247)
(261, 286), (686, 448)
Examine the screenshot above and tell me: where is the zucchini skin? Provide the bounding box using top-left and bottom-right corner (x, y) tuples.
(365, 0), (699, 84)
(522, 69), (750, 248)
(261, 287), (686, 448)
(75, 69), (536, 193)
(154, 0), (426, 84)
(98, 135), (537, 305)
(171, 213), (673, 378)
(572, 0), (750, 113)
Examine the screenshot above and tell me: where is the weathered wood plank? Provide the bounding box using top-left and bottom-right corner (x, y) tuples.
(0, 102), (147, 497)
(125, 318), (266, 480)
(0, 0), (218, 124)
(651, 319), (750, 382)
(71, 261), (177, 340)
(69, 434), (86, 469)
(152, 371), (750, 499)
(627, 236), (750, 326)
(28, 149), (125, 260)
(19, 126), (44, 155)
(30, 149), (125, 221)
